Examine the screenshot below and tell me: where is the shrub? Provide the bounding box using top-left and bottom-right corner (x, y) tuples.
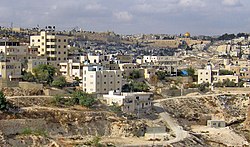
(51, 76), (67, 88)
(0, 91), (7, 110)
(72, 91), (96, 107)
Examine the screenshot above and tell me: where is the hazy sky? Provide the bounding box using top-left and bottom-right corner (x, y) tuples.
(0, 0), (249, 35)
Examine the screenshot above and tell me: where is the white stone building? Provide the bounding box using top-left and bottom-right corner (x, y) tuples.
(103, 91), (153, 113)
(82, 65), (122, 94)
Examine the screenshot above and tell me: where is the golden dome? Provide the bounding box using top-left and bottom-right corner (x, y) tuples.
(184, 32), (190, 37)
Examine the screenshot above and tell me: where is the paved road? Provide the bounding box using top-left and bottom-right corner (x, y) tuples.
(154, 102), (190, 144)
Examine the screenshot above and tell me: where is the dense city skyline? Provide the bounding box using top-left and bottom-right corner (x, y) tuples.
(0, 0), (249, 35)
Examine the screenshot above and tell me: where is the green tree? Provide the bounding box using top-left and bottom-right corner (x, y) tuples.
(186, 67), (195, 77)
(109, 102), (122, 114)
(219, 70), (234, 75)
(122, 81), (149, 92)
(198, 82), (209, 92)
(222, 79), (236, 87)
(156, 71), (166, 80)
(0, 91), (7, 110)
(72, 91), (96, 107)
(129, 70), (141, 79)
(22, 71), (35, 82)
(51, 76), (67, 88)
(33, 64), (56, 84)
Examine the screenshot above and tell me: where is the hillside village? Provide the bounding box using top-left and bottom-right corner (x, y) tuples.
(0, 27), (250, 146)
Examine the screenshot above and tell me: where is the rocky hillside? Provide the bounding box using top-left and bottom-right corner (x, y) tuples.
(161, 94), (248, 128)
(0, 96), (148, 146)
(245, 99), (250, 129)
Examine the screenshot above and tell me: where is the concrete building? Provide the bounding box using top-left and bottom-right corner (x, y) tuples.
(59, 59), (83, 79)
(0, 60), (22, 80)
(82, 65), (122, 94)
(144, 68), (156, 79)
(207, 120), (226, 128)
(0, 41), (27, 62)
(116, 54), (133, 63)
(0, 41), (25, 81)
(27, 59), (47, 73)
(30, 30), (69, 67)
(117, 63), (142, 78)
(198, 64), (239, 85)
(103, 90), (153, 113)
(87, 54), (110, 64)
(143, 56), (180, 65)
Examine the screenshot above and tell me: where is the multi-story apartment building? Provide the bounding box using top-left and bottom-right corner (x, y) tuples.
(0, 60), (22, 81)
(60, 59), (83, 79)
(82, 65), (122, 94)
(30, 30), (69, 67)
(0, 41), (27, 62)
(198, 64), (239, 85)
(0, 40), (26, 81)
(27, 58), (47, 74)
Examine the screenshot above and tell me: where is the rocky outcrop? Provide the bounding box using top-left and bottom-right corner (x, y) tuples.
(0, 131), (7, 146)
(2, 87), (43, 96)
(244, 99), (250, 130)
(110, 120), (147, 137)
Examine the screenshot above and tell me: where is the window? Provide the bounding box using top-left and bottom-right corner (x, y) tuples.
(117, 81), (120, 83)
(42, 36), (44, 39)
(38, 39), (40, 42)
(104, 75), (106, 77)
(32, 39), (34, 42)
(206, 72), (208, 75)
(58, 39), (61, 42)
(110, 82), (113, 84)
(104, 82), (106, 84)
(64, 45), (66, 48)
(64, 39), (67, 42)
(42, 42), (44, 45)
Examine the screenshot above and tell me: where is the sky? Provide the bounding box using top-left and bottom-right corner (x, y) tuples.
(0, 0), (249, 35)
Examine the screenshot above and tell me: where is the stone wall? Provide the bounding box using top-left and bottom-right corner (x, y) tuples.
(19, 82), (43, 90)
(0, 80), (19, 89)
(0, 119), (46, 135)
(43, 88), (68, 96)
(161, 88), (199, 97)
(214, 87), (250, 92)
(166, 76), (193, 83)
